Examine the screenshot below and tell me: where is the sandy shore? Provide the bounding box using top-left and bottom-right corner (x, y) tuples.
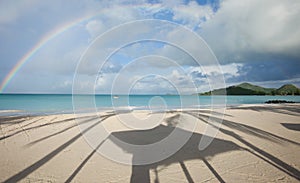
(0, 104), (300, 182)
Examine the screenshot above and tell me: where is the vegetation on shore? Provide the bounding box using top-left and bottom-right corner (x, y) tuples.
(200, 83), (300, 95)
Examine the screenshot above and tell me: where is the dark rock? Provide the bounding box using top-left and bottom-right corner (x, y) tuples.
(265, 100), (295, 104)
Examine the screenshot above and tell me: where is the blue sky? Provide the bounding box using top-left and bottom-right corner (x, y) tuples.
(0, 0), (300, 94)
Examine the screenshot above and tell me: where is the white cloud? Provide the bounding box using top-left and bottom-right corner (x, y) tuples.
(92, 56), (199, 94)
(128, 75), (179, 94)
(173, 1), (214, 28)
(52, 80), (73, 92)
(167, 69), (197, 93)
(85, 20), (105, 38)
(201, 0), (300, 62)
(83, 3), (152, 38)
(188, 63), (243, 91)
(189, 63), (243, 77)
(123, 71), (197, 94)
(149, 25), (221, 67)
(20, 30), (87, 77)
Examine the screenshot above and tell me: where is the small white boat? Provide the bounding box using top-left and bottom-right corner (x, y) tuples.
(113, 95), (119, 99)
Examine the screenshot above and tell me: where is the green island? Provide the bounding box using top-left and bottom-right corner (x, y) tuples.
(200, 83), (300, 95)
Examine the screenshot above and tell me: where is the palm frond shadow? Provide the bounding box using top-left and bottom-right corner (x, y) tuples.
(229, 105), (300, 117)
(183, 111), (300, 181)
(3, 113), (117, 183)
(108, 114), (239, 183)
(0, 115), (96, 141)
(4, 109), (300, 183)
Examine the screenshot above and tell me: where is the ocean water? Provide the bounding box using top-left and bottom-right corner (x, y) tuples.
(0, 94), (300, 115)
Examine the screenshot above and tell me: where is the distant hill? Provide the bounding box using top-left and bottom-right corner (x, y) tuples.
(200, 83), (300, 95)
(276, 84), (300, 95)
(237, 83), (275, 94)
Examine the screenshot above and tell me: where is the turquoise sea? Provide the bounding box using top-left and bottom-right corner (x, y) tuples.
(0, 94), (299, 115)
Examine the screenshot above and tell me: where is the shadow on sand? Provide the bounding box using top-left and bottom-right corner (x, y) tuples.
(182, 111), (300, 181)
(3, 108), (300, 182)
(110, 123), (240, 183)
(3, 113), (116, 183)
(229, 104), (300, 117)
(281, 123), (300, 131)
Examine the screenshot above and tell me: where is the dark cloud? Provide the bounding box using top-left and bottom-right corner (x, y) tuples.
(227, 60), (300, 83)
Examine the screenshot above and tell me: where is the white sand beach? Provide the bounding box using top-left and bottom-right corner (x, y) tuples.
(0, 104), (300, 182)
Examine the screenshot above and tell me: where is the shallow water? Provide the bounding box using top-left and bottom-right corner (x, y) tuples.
(0, 94), (299, 114)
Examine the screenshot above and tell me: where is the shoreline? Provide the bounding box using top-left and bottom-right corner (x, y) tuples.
(0, 103), (299, 117)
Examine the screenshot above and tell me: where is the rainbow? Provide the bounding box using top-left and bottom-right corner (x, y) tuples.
(0, 14), (97, 93)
